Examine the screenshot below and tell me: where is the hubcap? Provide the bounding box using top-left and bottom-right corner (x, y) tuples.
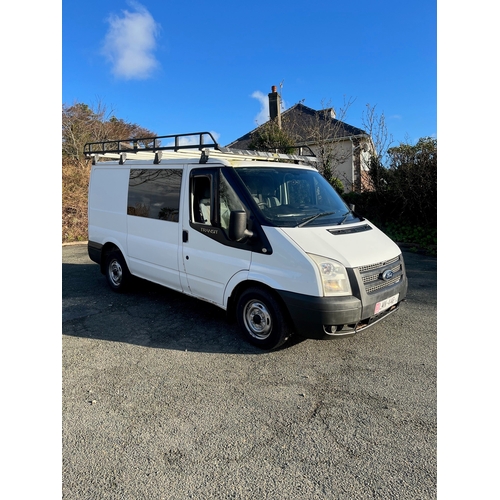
(243, 300), (272, 340)
(109, 259), (123, 286)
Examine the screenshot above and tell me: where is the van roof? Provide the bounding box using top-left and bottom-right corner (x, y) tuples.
(84, 131), (317, 167)
(88, 157), (318, 170)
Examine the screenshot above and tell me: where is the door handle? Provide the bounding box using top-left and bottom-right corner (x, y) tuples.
(183, 230), (188, 243)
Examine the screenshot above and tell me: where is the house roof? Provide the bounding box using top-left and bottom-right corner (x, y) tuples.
(226, 103), (368, 149)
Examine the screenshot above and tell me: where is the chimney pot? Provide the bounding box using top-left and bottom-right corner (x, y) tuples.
(272, 85), (277, 93)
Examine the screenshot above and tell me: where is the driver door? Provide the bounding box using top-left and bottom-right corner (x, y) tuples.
(180, 168), (252, 306)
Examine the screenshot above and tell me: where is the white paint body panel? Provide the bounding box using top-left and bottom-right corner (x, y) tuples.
(248, 227), (322, 297)
(280, 221), (402, 269)
(127, 216), (183, 292)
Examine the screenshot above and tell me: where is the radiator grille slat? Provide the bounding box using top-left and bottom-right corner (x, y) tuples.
(359, 255), (399, 273)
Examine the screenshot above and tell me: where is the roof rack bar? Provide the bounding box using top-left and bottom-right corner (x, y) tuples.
(84, 131), (317, 164)
(84, 132), (220, 156)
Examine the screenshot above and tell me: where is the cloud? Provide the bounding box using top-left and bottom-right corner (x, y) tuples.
(251, 90), (287, 126)
(101, 1), (161, 80)
(178, 131), (221, 146)
(251, 91), (269, 125)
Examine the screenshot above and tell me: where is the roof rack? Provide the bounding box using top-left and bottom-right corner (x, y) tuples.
(83, 131), (317, 165)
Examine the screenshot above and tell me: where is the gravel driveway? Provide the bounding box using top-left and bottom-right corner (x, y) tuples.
(62, 244), (437, 499)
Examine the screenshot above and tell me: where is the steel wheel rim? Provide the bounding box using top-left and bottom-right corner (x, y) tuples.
(109, 259), (123, 286)
(243, 300), (272, 340)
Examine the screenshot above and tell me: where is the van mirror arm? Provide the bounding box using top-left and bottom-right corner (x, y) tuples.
(228, 211), (253, 241)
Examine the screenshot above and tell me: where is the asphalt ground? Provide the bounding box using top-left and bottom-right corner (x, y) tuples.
(62, 243), (437, 499)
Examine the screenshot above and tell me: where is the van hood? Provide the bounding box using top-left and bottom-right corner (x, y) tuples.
(279, 221), (402, 268)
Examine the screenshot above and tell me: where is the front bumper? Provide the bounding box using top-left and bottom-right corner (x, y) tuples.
(277, 257), (408, 339)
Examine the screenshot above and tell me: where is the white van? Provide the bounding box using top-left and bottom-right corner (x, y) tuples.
(85, 132), (407, 349)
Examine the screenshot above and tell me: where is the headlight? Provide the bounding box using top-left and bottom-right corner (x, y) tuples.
(308, 254), (352, 296)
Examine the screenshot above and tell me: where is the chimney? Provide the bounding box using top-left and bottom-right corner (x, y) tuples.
(268, 85), (282, 128)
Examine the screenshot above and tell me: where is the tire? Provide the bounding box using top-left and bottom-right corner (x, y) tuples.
(105, 250), (131, 293)
(236, 287), (292, 350)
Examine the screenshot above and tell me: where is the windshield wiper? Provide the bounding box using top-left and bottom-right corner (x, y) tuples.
(337, 211), (350, 225)
(296, 211), (336, 227)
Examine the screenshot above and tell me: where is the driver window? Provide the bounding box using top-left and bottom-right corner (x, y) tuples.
(192, 176), (212, 225)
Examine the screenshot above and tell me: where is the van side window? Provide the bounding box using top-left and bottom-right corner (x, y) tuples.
(127, 169), (182, 222)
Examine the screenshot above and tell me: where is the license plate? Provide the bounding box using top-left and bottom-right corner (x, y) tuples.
(374, 293), (399, 315)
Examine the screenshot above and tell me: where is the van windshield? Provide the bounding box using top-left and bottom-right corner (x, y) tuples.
(235, 167), (361, 228)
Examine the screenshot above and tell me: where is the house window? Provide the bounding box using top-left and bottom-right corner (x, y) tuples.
(361, 151), (370, 171)
(127, 169), (182, 222)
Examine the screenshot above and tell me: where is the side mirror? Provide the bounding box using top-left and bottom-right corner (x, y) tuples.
(229, 210), (253, 241)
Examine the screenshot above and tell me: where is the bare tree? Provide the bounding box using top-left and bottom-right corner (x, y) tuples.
(297, 97), (356, 180)
(285, 97), (373, 192)
(361, 104), (394, 191)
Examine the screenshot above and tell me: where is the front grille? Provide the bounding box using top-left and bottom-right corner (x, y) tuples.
(362, 263), (401, 284)
(358, 255), (404, 295)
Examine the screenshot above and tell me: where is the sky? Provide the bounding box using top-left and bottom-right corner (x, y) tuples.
(62, 0), (437, 148)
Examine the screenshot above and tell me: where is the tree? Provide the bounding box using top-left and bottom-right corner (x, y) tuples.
(386, 137), (437, 226)
(62, 101), (155, 167)
(361, 103), (393, 193)
(247, 117), (296, 154)
(362, 104), (393, 166)
(345, 136), (437, 234)
(62, 101), (156, 242)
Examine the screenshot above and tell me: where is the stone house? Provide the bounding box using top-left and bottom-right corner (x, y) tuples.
(227, 86), (374, 192)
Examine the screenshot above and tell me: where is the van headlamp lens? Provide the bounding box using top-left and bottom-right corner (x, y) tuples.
(308, 254), (351, 296)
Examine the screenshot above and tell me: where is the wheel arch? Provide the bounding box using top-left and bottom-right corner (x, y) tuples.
(226, 279), (294, 330)
(100, 242), (128, 275)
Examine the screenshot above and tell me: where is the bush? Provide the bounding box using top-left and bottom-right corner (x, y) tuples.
(382, 222), (437, 249)
(62, 161), (91, 243)
(328, 177), (344, 195)
(342, 137), (437, 254)
(342, 191), (437, 254)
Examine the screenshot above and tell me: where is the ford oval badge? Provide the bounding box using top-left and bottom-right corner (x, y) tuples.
(382, 269), (394, 281)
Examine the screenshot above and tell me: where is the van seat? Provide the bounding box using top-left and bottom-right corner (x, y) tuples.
(199, 198), (210, 224)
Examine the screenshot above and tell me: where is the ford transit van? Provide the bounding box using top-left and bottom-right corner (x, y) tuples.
(85, 132), (407, 349)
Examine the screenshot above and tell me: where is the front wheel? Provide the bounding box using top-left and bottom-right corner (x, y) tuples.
(105, 250), (131, 292)
(236, 287), (292, 350)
